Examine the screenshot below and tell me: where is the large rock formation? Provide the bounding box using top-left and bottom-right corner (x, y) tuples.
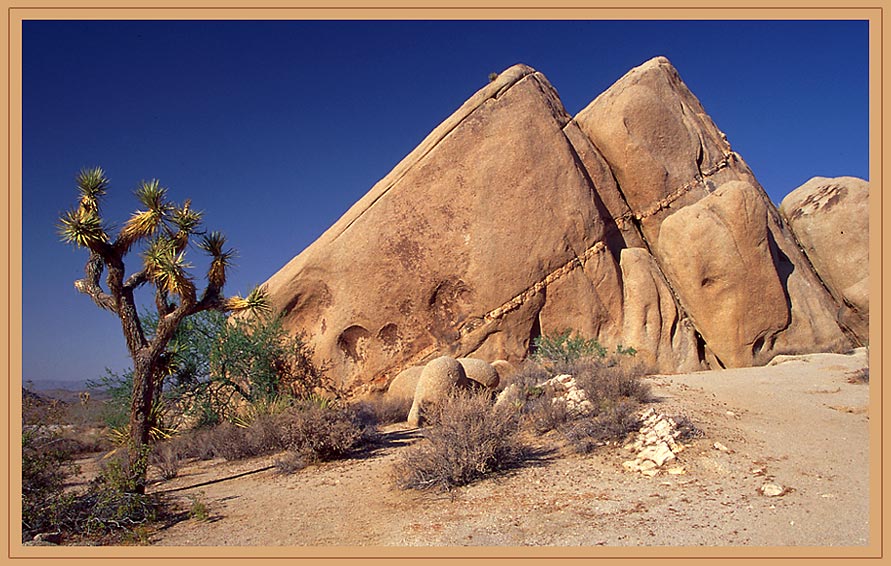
(573, 56), (856, 367)
(656, 181), (790, 368)
(262, 65), (634, 393)
(262, 57), (864, 394)
(779, 176), (869, 340)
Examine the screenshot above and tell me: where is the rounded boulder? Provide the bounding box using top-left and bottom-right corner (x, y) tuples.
(457, 357), (500, 390)
(407, 356), (470, 427)
(385, 365), (424, 405)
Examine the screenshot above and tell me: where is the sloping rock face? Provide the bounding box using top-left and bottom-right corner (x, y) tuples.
(573, 56), (856, 368)
(263, 65), (636, 393)
(779, 177), (869, 341)
(263, 57), (861, 393)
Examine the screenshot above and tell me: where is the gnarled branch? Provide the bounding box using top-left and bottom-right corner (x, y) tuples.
(123, 269), (151, 292)
(74, 252), (116, 312)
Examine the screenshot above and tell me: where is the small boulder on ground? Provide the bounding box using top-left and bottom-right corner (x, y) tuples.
(385, 365), (424, 405)
(407, 356), (470, 427)
(490, 359), (517, 390)
(458, 357), (500, 390)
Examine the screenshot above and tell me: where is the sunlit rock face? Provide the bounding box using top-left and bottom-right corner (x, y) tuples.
(780, 176), (869, 341)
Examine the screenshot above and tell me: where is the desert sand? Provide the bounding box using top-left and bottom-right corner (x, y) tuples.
(145, 348), (869, 548)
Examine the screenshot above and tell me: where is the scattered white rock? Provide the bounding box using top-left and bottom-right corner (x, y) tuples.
(622, 408), (691, 476)
(537, 374), (593, 416)
(713, 441), (731, 453)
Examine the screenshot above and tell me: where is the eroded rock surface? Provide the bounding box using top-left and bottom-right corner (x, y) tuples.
(263, 64), (631, 393)
(657, 181), (789, 368)
(619, 247), (703, 373)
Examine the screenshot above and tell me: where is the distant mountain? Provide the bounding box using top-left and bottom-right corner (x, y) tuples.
(23, 379), (112, 404)
(24, 378), (91, 392)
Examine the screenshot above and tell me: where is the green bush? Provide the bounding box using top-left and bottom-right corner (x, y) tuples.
(88, 310), (334, 435)
(86, 368), (133, 430)
(532, 330), (607, 366)
(187, 492), (209, 521)
(393, 390), (526, 491)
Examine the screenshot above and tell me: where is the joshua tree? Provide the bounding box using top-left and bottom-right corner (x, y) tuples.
(58, 167), (269, 492)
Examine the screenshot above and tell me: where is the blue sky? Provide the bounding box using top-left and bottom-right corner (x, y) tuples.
(21, 20), (869, 386)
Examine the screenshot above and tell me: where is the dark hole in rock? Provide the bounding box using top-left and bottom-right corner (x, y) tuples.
(337, 325), (371, 363)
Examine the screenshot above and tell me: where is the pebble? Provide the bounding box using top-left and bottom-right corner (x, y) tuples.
(760, 483), (786, 497)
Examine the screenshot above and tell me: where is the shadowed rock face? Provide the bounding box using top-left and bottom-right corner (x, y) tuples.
(263, 57), (862, 394)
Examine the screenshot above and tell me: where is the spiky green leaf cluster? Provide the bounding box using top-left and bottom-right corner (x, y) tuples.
(142, 237), (195, 298)
(226, 285), (271, 315)
(58, 207), (108, 248)
(117, 180), (175, 251)
(75, 167), (109, 213)
(171, 199), (202, 235)
(199, 231), (236, 288)
(58, 167), (111, 248)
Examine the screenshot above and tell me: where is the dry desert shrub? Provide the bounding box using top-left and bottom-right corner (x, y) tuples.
(393, 390), (526, 491)
(572, 359), (653, 407)
(501, 361), (551, 392)
(279, 401), (377, 464)
(847, 367), (869, 383)
(355, 394), (413, 425)
(561, 398), (641, 453)
(153, 399), (378, 476)
(149, 441), (186, 480)
(520, 386), (573, 434)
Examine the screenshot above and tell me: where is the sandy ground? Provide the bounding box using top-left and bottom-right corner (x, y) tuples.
(143, 348), (870, 547)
